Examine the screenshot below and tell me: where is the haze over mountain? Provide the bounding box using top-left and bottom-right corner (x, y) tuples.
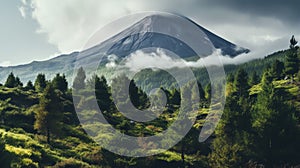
(0, 14), (249, 84)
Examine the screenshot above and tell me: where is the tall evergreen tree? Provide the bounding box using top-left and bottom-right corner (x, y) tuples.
(73, 67), (86, 90)
(150, 87), (167, 111)
(270, 60), (284, 79)
(95, 75), (112, 112)
(111, 74), (149, 111)
(25, 80), (34, 90)
(169, 88), (181, 106)
(249, 71), (260, 86)
(34, 74), (47, 92)
(52, 74), (68, 93)
(209, 94), (253, 167)
(285, 35), (299, 76)
(233, 68), (250, 97)
(252, 70), (299, 166)
(15, 77), (23, 87)
(197, 82), (206, 101)
(210, 69), (252, 167)
(4, 72), (16, 88)
(227, 73), (235, 83)
(34, 83), (63, 144)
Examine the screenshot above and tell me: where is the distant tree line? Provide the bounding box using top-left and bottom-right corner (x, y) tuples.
(0, 36), (299, 167)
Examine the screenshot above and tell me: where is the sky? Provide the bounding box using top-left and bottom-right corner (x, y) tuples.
(1, 0), (300, 67)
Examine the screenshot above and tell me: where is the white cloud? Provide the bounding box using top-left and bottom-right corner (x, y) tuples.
(21, 0), (27, 5)
(105, 54), (118, 68)
(0, 61), (12, 67)
(18, 6), (26, 18)
(121, 37), (290, 71)
(22, 0), (137, 54)
(19, 0), (299, 64)
(121, 49), (231, 72)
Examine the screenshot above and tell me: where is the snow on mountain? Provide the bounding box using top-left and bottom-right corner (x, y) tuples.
(0, 13), (249, 84)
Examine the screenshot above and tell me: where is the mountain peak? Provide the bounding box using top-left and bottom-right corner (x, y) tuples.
(0, 14), (250, 84)
(104, 13), (249, 58)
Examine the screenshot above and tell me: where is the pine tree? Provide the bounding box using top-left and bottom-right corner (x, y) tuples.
(52, 74), (68, 93)
(4, 72), (16, 88)
(209, 94), (252, 167)
(15, 77), (23, 87)
(210, 69), (252, 167)
(270, 60), (284, 79)
(25, 80), (34, 90)
(252, 70), (299, 166)
(150, 87), (167, 111)
(73, 67), (86, 90)
(111, 74), (149, 112)
(233, 68), (250, 97)
(95, 75), (112, 112)
(285, 35), (299, 76)
(249, 71), (260, 86)
(34, 74), (47, 92)
(181, 84), (193, 113)
(34, 83), (63, 144)
(197, 82), (206, 101)
(169, 88), (181, 106)
(227, 73), (235, 83)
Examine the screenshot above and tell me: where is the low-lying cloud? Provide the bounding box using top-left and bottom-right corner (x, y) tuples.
(114, 36), (290, 72)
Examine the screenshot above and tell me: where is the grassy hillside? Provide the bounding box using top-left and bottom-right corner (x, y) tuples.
(0, 48), (299, 167)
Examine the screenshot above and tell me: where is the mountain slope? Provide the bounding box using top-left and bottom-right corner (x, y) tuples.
(0, 14), (249, 84)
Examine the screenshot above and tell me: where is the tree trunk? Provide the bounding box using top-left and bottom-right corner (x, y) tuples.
(181, 142), (185, 167)
(47, 127), (50, 144)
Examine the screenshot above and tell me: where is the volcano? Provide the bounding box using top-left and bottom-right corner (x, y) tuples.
(0, 13), (249, 83)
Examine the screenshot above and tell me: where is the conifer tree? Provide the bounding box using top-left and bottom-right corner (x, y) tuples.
(73, 67), (86, 90)
(197, 82), (206, 100)
(285, 35), (299, 76)
(25, 80), (34, 90)
(34, 74), (47, 92)
(210, 69), (252, 167)
(233, 68), (250, 97)
(249, 71), (260, 86)
(4, 72), (16, 88)
(169, 88), (181, 106)
(15, 77), (23, 87)
(111, 74), (149, 111)
(252, 70), (299, 166)
(270, 60), (284, 79)
(52, 73), (68, 93)
(95, 75), (112, 112)
(34, 83), (63, 144)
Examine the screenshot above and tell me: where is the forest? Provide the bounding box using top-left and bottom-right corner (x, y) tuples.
(0, 37), (300, 167)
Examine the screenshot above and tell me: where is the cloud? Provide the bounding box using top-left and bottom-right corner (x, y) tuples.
(105, 55), (118, 68)
(20, 0), (300, 63)
(200, 0), (300, 26)
(120, 49), (233, 72)
(120, 37), (290, 72)
(21, 0), (27, 5)
(0, 61), (12, 67)
(18, 6), (27, 18)
(22, 0), (134, 54)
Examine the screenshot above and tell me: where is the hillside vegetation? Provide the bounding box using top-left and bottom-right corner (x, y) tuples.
(0, 37), (300, 167)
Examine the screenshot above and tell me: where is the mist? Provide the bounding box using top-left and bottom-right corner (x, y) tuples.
(105, 36), (289, 72)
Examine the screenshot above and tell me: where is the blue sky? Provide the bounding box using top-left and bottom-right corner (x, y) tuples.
(1, 0), (299, 67)
(0, 0), (57, 66)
